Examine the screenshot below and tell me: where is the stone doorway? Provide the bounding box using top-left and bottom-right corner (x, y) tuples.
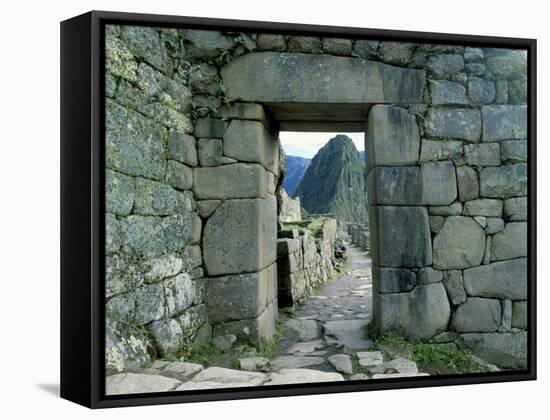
(105, 27), (528, 383)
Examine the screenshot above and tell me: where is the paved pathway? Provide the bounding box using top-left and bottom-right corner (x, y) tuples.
(106, 244), (430, 395)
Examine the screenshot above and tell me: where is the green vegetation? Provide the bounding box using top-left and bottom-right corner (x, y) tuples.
(180, 314), (288, 369)
(280, 216), (330, 239)
(369, 332), (487, 375)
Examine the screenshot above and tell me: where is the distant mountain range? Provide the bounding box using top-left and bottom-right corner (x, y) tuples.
(293, 135), (367, 223)
(284, 148), (365, 198)
(283, 156), (311, 197)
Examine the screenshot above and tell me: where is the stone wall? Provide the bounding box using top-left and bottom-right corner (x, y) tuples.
(277, 218), (338, 306)
(347, 223), (371, 252)
(104, 24), (528, 370)
(278, 189), (302, 223)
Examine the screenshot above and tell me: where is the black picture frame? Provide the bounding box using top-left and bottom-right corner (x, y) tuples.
(60, 10), (537, 409)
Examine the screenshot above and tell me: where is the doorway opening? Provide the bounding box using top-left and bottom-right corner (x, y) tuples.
(274, 129), (373, 360)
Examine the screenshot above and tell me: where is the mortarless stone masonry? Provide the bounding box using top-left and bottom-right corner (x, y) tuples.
(105, 25), (528, 371)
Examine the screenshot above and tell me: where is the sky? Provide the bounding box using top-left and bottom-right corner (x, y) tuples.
(279, 132), (365, 158)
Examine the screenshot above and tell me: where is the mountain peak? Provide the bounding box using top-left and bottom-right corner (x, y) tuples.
(294, 135), (367, 223)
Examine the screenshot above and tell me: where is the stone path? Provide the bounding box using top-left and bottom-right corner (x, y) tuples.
(106, 243), (430, 395)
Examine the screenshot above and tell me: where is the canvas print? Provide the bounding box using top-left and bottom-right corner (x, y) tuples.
(103, 23), (528, 395)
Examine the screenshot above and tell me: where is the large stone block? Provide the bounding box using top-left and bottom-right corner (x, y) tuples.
(369, 206), (432, 267)
(442, 270), (467, 305)
(463, 258), (527, 300)
(182, 29), (236, 59)
(427, 54), (464, 79)
(105, 318), (153, 372)
(366, 105), (420, 167)
(486, 50), (527, 80)
(120, 213), (197, 258)
(368, 161), (456, 206)
(120, 26), (169, 72)
(424, 108), (481, 142)
(164, 273), (195, 317)
(491, 222), (527, 261)
(221, 53), (426, 104)
(479, 163), (527, 198)
(420, 139), (463, 162)
(223, 120), (279, 174)
(133, 178), (189, 215)
(512, 301), (527, 329)
(458, 332), (527, 369)
(456, 166), (479, 201)
(468, 77), (496, 104)
(463, 199), (503, 217)
(433, 216), (486, 269)
(429, 80), (467, 104)
(205, 263), (277, 323)
(501, 140), (527, 163)
(193, 164), (267, 200)
(212, 301), (277, 345)
(421, 161), (458, 205)
(376, 283), (450, 340)
(106, 100), (166, 180)
(451, 298), (501, 332)
(134, 283), (166, 324)
(203, 196), (277, 275)
(167, 132), (197, 167)
(504, 197), (527, 221)
(105, 169), (135, 216)
(482, 105), (528, 141)
(373, 265), (416, 293)
(464, 143), (501, 166)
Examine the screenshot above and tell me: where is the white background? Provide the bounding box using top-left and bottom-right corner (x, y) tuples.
(0, 0), (547, 417)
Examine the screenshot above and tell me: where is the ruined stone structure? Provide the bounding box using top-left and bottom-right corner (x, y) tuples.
(278, 189), (302, 223)
(277, 218), (338, 306)
(104, 25), (528, 371)
(348, 223), (371, 253)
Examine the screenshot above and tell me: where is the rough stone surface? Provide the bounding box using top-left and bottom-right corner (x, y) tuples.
(427, 54), (464, 78)
(205, 264), (277, 322)
(417, 267), (443, 285)
(420, 140), (463, 162)
(203, 197), (277, 275)
(451, 298), (501, 332)
(433, 216), (486, 269)
(480, 163), (527, 198)
(265, 369), (344, 385)
(468, 77), (496, 104)
(458, 332), (527, 369)
(368, 162), (456, 206)
(374, 266), (416, 293)
(504, 197), (527, 221)
(357, 351), (384, 367)
(370, 206), (432, 268)
(424, 108), (481, 142)
(464, 143), (501, 166)
(366, 105), (420, 166)
(429, 80), (467, 104)
(376, 283), (451, 340)
(512, 301), (527, 329)
(456, 166), (479, 201)
(221, 53), (426, 104)
(442, 270), (467, 305)
(463, 258), (527, 300)
(323, 320), (372, 353)
(167, 132), (197, 167)
(482, 105), (528, 141)
(491, 222), (527, 261)
(106, 373), (181, 395)
(223, 119), (279, 174)
(486, 217), (505, 234)
(464, 199), (503, 217)
(193, 164), (267, 200)
(501, 140), (527, 163)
